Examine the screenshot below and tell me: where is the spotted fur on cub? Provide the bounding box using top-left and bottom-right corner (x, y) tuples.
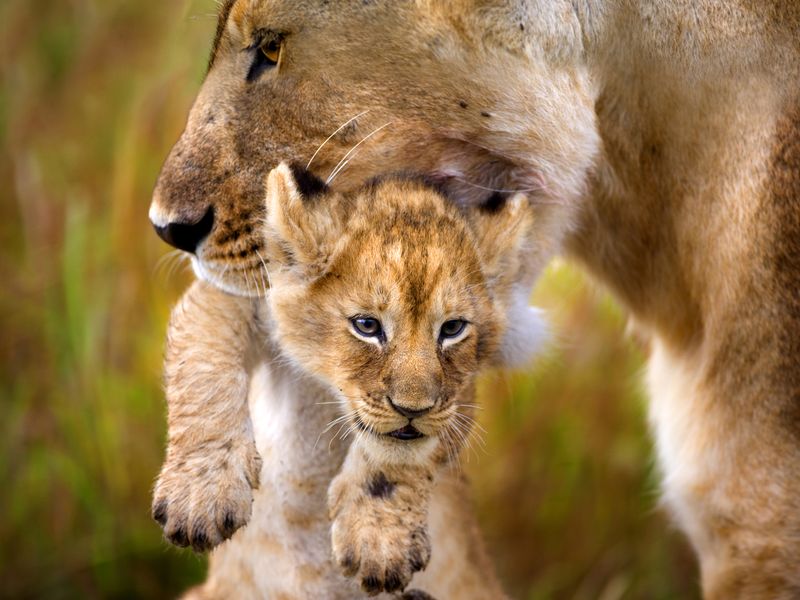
(152, 163), (544, 598)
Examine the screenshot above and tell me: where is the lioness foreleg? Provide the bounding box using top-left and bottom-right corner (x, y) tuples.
(649, 340), (800, 599)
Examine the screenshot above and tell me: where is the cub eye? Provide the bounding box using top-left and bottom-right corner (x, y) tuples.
(352, 317), (383, 339)
(247, 35), (282, 82)
(440, 320), (468, 340)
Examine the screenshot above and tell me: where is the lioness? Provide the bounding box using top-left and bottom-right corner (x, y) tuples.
(155, 163), (536, 598)
(150, 1), (800, 597)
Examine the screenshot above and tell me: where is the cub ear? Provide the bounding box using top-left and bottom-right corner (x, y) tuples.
(469, 192), (535, 288)
(469, 193), (548, 367)
(264, 162), (343, 278)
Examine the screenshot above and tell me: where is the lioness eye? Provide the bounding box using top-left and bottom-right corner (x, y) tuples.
(440, 320), (467, 340)
(352, 317), (383, 338)
(261, 39), (281, 64)
(247, 35), (282, 82)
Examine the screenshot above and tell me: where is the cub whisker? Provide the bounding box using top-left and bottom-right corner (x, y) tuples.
(314, 411), (355, 451)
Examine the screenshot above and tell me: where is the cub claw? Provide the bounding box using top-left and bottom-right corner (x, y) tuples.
(152, 499), (168, 526)
(152, 440), (262, 552)
(167, 525), (189, 548)
(329, 470), (432, 595)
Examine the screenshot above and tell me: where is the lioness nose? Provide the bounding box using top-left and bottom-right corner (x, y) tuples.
(152, 206), (214, 254)
(388, 398), (434, 419)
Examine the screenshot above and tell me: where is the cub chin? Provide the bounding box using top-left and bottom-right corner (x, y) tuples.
(152, 162), (544, 596)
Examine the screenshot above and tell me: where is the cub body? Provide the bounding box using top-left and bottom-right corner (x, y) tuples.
(154, 164), (542, 598)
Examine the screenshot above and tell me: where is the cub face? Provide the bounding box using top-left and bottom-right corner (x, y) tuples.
(150, 0), (598, 299)
(263, 163), (541, 460)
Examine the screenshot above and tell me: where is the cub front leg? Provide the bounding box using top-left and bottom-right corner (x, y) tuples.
(152, 280), (261, 552)
(328, 442), (436, 596)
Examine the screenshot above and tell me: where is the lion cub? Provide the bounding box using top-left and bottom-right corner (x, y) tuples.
(153, 163), (543, 597)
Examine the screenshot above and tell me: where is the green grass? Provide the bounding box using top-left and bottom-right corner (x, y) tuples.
(0, 1), (697, 598)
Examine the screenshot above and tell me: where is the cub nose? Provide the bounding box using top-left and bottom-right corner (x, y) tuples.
(388, 398), (434, 419)
(152, 206), (214, 254)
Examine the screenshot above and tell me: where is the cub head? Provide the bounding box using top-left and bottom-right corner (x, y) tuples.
(149, 0), (599, 297)
(262, 162), (544, 461)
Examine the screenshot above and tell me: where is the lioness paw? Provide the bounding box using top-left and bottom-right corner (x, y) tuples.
(329, 470), (431, 596)
(152, 438), (262, 552)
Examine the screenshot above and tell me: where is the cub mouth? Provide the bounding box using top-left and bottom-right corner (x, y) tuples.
(385, 425), (425, 441)
(354, 416), (426, 442)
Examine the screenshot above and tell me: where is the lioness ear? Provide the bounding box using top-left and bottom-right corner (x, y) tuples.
(470, 193), (548, 367)
(264, 162), (342, 278)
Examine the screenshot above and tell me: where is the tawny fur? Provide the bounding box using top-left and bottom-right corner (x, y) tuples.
(153, 283), (262, 552)
(155, 167), (537, 597)
(151, 1), (800, 597)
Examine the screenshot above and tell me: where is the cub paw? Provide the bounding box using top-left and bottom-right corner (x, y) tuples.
(152, 439), (262, 552)
(329, 471), (432, 596)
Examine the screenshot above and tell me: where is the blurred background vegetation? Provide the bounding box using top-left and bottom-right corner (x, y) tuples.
(0, 0), (697, 598)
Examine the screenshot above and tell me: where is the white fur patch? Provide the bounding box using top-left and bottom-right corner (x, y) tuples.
(647, 340), (717, 563)
(498, 288), (549, 368)
(148, 201), (171, 229)
(360, 434), (438, 467)
(191, 256), (262, 298)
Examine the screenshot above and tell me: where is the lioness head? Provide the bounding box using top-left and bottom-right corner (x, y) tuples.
(150, 0), (599, 297)
(262, 162), (542, 459)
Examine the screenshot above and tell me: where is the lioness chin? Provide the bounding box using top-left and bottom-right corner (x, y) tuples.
(151, 1), (800, 597)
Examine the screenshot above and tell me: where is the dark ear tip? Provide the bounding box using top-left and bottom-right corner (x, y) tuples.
(287, 162), (329, 200)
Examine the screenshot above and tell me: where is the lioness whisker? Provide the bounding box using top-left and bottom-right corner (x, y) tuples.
(326, 121), (394, 185)
(253, 269), (265, 298)
(249, 268), (261, 297)
(254, 249), (273, 290)
(154, 250), (187, 281)
(218, 261), (230, 280)
(243, 268), (253, 297)
(252, 268), (264, 298)
(306, 110), (370, 170)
